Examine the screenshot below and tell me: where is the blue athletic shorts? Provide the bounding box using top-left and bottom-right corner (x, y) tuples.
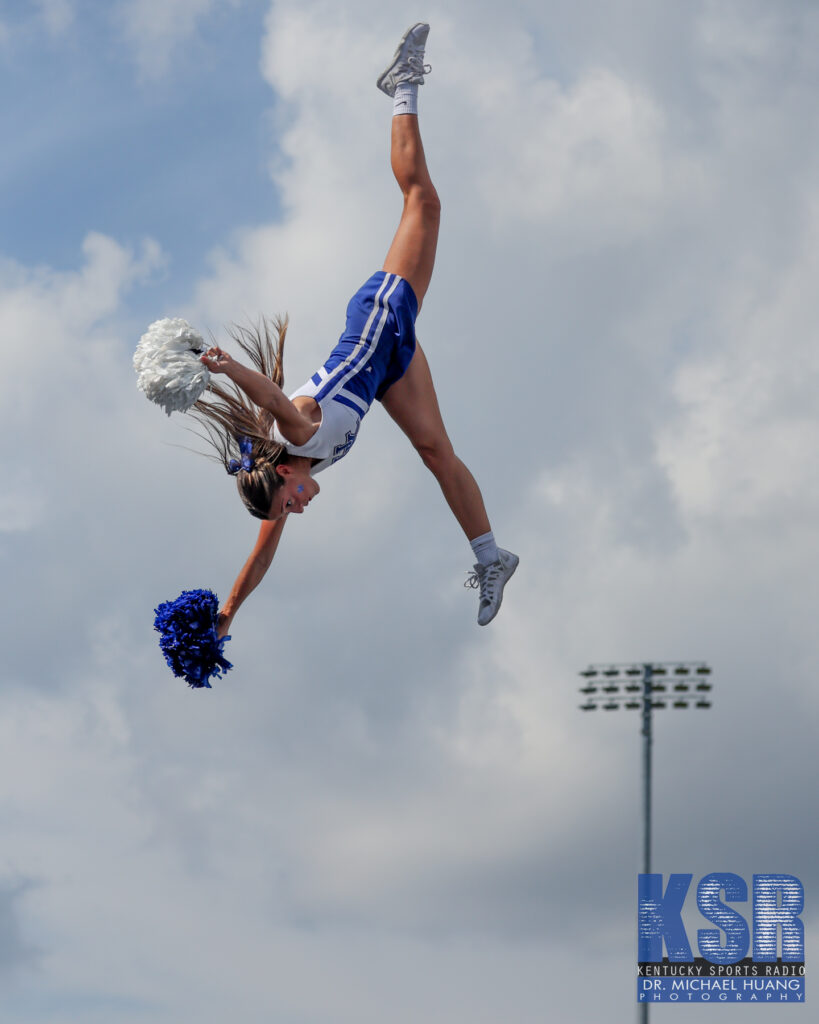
(314, 271), (418, 410)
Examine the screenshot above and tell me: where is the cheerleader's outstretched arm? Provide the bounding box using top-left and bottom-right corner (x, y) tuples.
(201, 347), (317, 446)
(217, 516), (287, 638)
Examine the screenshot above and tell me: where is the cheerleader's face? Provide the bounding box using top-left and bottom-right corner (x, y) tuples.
(273, 464), (320, 517)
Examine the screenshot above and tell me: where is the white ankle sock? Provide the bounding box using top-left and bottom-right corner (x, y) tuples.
(393, 82), (418, 115)
(470, 531), (499, 567)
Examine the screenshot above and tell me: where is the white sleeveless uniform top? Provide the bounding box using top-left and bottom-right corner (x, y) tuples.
(271, 381), (362, 475)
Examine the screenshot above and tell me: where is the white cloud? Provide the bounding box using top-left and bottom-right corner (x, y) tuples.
(698, 0), (792, 64)
(117, 0), (238, 79)
(0, 232), (163, 417)
(182, 0), (819, 906)
(657, 199), (819, 524)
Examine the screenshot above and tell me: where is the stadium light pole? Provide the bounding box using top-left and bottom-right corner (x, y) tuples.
(577, 661), (714, 1024)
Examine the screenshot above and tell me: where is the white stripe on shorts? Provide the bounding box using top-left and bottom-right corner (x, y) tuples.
(315, 273), (401, 404)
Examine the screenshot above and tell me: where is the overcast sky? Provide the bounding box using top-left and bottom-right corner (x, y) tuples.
(1, 1), (817, 1021)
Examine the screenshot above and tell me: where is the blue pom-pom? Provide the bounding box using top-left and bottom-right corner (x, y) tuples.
(153, 588), (233, 689)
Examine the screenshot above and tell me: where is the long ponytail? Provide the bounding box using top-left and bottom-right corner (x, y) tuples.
(189, 316), (291, 519)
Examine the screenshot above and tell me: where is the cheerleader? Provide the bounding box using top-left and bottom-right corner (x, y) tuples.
(193, 24), (517, 634)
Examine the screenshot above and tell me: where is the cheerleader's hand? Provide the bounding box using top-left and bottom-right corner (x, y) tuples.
(201, 346), (233, 374)
(216, 610), (232, 640)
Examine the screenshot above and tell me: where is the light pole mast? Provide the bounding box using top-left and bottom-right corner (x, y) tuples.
(641, 663), (653, 879)
(577, 661), (714, 1024)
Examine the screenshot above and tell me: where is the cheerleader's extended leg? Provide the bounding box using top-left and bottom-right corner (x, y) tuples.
(377, 25), (518, 625)
(378, 25), (440, 311)
(382, 343), (518, 627)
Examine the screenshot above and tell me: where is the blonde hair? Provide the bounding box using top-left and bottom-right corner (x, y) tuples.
(190, 316), (291, 519)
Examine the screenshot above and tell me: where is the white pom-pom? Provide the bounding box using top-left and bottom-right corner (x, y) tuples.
(134, 318), (211, 415)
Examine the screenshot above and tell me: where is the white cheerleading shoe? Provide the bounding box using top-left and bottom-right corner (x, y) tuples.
(465, 549), (520, 626)
(377, 23), (431, 97)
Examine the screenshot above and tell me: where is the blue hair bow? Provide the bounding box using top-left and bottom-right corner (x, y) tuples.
(228, 436), (254, 475)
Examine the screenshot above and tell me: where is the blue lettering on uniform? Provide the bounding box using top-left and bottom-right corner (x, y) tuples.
(697, 872), (750, 964)
(332, 428), (359, 462)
